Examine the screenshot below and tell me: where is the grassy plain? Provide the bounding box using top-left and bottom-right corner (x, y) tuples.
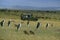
(0, 10), (60, 40)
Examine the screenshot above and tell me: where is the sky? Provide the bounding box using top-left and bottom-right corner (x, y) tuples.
(0, 0), (60, 8)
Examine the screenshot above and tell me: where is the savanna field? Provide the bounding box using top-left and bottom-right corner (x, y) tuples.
(0, 9), (60, 40)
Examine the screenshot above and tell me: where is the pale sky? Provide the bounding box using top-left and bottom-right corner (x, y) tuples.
(0, 0), (60, 8)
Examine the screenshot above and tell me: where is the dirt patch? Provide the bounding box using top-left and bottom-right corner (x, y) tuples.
(55, 29), (60, 32)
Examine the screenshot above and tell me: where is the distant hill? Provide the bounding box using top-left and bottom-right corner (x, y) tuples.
(0, 6), (60, 11)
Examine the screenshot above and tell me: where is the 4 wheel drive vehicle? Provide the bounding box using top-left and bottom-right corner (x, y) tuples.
(21, 13), (38, 21)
